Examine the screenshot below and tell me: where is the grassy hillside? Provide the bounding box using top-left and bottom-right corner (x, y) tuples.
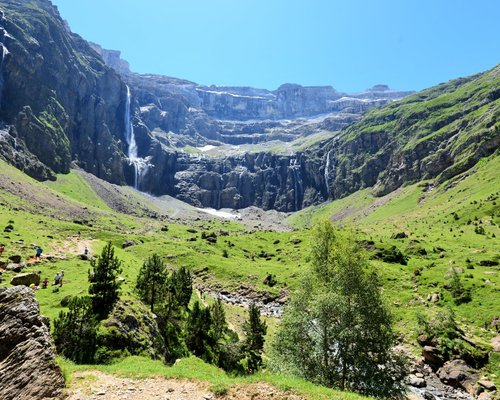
(291, 154), (500, 359)
(1, 149), (499, 394)
(327, 64), (500, 200)
(0, 160), (370, 399)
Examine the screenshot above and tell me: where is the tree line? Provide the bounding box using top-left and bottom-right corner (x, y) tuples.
(53, 221), (409, 399)
(53, 243), (267, 375)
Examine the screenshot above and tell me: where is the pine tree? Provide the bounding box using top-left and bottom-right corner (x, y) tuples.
(186, 301), (215, 363)
(171, 266), (192, 308)
(273, 221), (408, 399)
(88, 242), (123, 318)
(136, 253), (168, 313)
(53, 296), (97, 364)
(242, 303), (267, 373)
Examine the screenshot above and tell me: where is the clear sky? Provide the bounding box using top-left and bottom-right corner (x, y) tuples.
(50, 0), (500, 92)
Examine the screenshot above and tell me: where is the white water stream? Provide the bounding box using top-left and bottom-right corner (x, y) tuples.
(124, 86), (150, 190)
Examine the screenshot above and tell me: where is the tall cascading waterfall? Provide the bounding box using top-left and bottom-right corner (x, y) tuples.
(124, 85), (150, 191)
(324, 149), (332, 196)
(289, 156), (303, 211)
(0, 42), (10, 107)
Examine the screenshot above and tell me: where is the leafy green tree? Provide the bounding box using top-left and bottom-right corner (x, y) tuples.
(88, 242), (123, 318)
(136, 253), (168, 313)
(242, 303), (267, 373)
(273, 221), (408, 399)
(186, 301), (215, 363)
(53, 296), (97, 364)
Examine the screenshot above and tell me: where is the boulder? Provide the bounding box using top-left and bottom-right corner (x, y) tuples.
(491, 335), (500, 352)
(10, 272), (40, 287)
(478, 380), (496, 391)
(122, 240), (136, 249)
(437, 359), (479, 394)
(8, 255), (21, 263)
(6, 263), (25, 272)
(392, 232), (408, 239)
(408, 374), (427, 388)
(0, 286), (65, 399)
(422, 346), (444, 366)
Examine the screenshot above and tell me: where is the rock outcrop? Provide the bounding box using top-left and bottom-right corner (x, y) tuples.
(0, 286), (65, 400)
(0, 0), (128, 183)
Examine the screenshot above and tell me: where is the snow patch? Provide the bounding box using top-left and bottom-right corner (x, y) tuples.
(196, 208), (241, 220)
(197, 145), (217, 152)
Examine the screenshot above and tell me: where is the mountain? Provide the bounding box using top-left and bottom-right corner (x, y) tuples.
(0, 0), (497, 215)
(323, 65), (500, 199)
(0, 0), (129, 183)
(0, 0), (414, 212)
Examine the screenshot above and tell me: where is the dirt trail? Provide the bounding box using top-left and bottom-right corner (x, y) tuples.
(66, 371), (305, 400)
(49, 236), (94, 257)
(66, 371), (210, 400)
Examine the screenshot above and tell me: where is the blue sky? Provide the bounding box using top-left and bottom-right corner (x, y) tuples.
(50, 0), (500, 92)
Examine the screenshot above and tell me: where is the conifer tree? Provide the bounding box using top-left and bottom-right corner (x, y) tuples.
(186, 301), (215, 363)
(88, 242), (122, 318)
(242, 303), (267, 373)
(136, 253), (168, 313)
(53, 296), (97, 364)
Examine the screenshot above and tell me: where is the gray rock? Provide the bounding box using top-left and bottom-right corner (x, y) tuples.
(437, 359), (479, 395)
(122, 240), (136, 249)
(478, 380), (496, 391)
(422, 346), (444, 366)
(492, 335), (500, 352)
(0, 286), (65, 400)
(408, 374), (427, 388)
(10, 272), (41, 286)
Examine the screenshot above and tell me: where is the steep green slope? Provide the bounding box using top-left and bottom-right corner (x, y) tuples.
(326, 64), (500, 199)
(291, 154), (500, 360)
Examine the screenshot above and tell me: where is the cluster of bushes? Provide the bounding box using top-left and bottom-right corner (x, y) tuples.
(53, 243), (267, 375)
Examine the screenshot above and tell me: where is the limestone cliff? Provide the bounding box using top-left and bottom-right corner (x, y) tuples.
(0, 0), (129, 183)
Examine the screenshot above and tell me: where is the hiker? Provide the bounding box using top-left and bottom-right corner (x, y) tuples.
(59, 270), (64, 286)
(53, 272), (60, 285)
(35, 246), (43, 259)
(84, 246), (89, 255)
(42, 277), (49, 289)
(0, 243), (4, 255)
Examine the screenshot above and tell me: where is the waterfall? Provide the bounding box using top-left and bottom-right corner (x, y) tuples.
(0, 43), (9, 107)
(289, 156), (303, 211)
(124, 85), (150, 191)
(324, 149), (332, 196)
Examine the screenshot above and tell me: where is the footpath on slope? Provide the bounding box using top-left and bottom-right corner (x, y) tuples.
(66, 371), (305, 400)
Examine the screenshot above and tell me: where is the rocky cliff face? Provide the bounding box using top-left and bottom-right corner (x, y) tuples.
(137, 147), (328, 211)
(0, 0), (129, 183)
(0, 286), (65, 400)
(123, 71), (413, 146)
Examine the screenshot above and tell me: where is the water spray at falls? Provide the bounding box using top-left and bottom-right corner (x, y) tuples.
(124, 86), (150, 191)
